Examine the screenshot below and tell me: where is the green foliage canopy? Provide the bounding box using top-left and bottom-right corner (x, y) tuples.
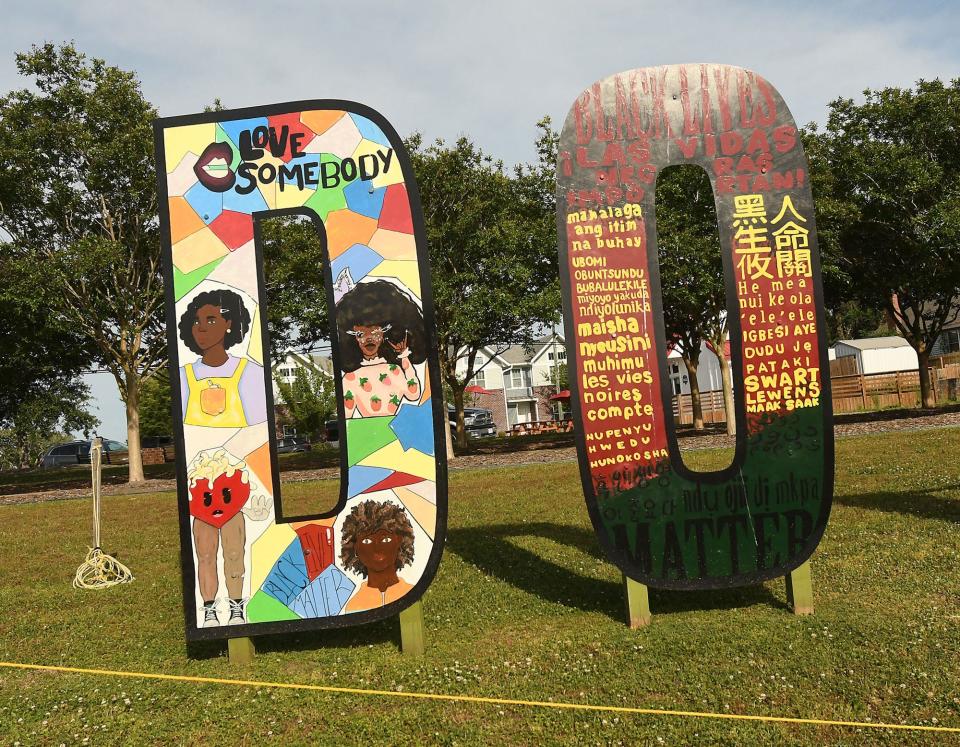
(806, 78), (960, 403)
(408, 119), (560, 446)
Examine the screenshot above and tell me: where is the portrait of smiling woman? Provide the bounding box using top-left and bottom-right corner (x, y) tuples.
(340, 499), (416, 611)
(336, 279), (428, 418)
(177, 288), (267, 428)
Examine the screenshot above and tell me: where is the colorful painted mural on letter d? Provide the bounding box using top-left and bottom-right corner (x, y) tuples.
(154, 100), (447, 641)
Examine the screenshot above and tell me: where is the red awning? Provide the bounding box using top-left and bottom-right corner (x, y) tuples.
(465, 385), (495, 395)
(549, 389), (571, 400)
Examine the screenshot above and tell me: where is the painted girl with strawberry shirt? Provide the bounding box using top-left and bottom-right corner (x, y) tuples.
(336, 280), (427, 417)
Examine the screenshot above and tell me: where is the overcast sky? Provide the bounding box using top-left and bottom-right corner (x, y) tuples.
(4, 0), (958, 440)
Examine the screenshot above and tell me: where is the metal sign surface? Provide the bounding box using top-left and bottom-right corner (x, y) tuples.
(155, 101), (446, 640)
(557, 65), (834, 588)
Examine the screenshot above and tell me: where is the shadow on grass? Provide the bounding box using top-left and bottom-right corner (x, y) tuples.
(446, 522), (787, 622)
(835, 487), (960, 524)
(186, 617), (398, 659)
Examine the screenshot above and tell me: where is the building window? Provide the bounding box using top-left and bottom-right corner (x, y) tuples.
(941, 329), (960, 353)
(510, 368), (530, 388)
(473, 368), (486, 387)
(547, 350), (567, 362)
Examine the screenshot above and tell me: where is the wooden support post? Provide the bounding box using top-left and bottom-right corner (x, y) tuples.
(228, 636), (256, 664)
(860, 374), (868, 411)
(624, 575), (652, 628)
(399, 601), (426, 656)
(785, 561), (814, 615)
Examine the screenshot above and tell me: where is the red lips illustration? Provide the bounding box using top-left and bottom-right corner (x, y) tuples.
(189, 470), (250, 528)
(193, 141), (236, 192)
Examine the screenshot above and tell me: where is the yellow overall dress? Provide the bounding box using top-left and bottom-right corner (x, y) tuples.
(183, 358), (249, 428)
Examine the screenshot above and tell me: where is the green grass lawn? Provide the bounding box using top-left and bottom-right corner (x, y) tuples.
(1, 429), (958, 744)
(0, 449), (341, 495)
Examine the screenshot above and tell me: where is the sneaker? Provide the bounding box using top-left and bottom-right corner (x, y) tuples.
(202, 602), (219, 628)
(227, 598), (245, 625)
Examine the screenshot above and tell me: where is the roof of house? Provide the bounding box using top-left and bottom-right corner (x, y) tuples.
(498, 344), (536, 365)
(836, 336), (911, 351)
(484, 334), (564, 367)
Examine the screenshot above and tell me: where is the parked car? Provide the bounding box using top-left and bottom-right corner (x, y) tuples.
(41, 439), (129, 469)
(324, 420), (339, 446)
(448, 406), (497, 439)
(276, 436), (312, 454)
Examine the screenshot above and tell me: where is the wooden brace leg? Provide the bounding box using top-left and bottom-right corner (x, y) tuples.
(228, 636), (256, 664)
(624, 575), (652, 628)
(785, 561), (814, 615)
(399, 601), (426, 656)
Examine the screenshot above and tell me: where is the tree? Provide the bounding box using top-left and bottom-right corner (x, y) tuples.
(259, 216), (330, 357)
(806, 79), (960, 406)
(552, 361), (569, 391)
(655, 165), (732, 433)
(139, 370), (173, 439)
(408, 119), (561, 448)
(0, 250), (94, 436)
(0, 44), (332, 482)
(0, 43), (163, 482)
(0, 382), (98, 470)
(274, 360), (337, 440)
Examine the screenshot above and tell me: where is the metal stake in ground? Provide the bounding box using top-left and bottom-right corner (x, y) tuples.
(73, 437), (135, 589)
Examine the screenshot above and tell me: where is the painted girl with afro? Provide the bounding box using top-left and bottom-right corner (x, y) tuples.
(341, 499), (416, 611)
(336, 280), (427, 418)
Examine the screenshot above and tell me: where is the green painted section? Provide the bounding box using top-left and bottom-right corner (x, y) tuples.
(304, 154), (347, 221)
(216, 124), (242, 170)
(346, 416), (397, 466)
(599, 406), (826, 583)
(246, 589), (300, 623)
(173, 256), (224, 300)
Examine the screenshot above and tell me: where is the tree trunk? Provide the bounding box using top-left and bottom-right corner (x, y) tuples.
(917, 348), (935, 408)
(452, 386), (468, 451)
(444, 406), (454, 462)
(124, 370), (145, 483)
(682, 356), (705, 430)
(715, 354), (736, 436)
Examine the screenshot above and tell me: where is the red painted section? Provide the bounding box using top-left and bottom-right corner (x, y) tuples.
(566, 208), (670, 495)
(188, 472), (250, 529)
(378, 184), (414, 233)
(209, 210), (253, 250)
(267, 112), (316, 162)
(295, 524), (334, 581)
(364, 472), (426, 494)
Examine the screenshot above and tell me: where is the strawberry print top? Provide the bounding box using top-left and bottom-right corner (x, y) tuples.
(343, 353), (421, 417)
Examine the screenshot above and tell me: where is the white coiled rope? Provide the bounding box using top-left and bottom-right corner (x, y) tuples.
(73, 438), (134, 589)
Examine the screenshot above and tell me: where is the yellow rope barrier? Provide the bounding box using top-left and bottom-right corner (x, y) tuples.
(0, 661), (956, 735)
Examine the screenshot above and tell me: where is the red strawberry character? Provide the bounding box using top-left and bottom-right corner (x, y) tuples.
(189, 470), (251, 528)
